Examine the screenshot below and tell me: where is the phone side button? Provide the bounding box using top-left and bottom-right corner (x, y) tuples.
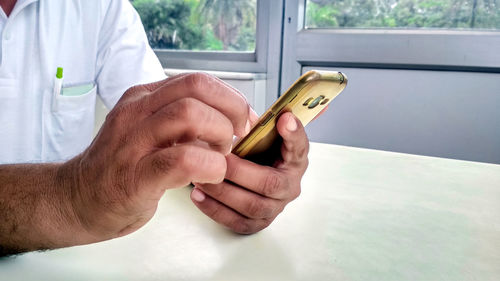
(260, 112), (274, 126)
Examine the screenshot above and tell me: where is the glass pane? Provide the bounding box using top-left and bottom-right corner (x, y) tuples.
(305, 0), (500, 30)
(130, 0), (257, 51)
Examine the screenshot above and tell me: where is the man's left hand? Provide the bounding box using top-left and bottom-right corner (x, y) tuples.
(191, 112), (309, 234)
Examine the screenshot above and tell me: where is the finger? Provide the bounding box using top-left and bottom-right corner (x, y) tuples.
(190, 188), (271, 234)
(141, 97), (234, 154)
(119, 73), (192, 104)
(195, 181), (282, 219)
(152, 73), (259, 135)
(247, 106), (259, 127)
(104, 74), (194, 127)
(142, 73), (253, 137)
(275, 112), (309, 167)
(141, 73), (192, 92)
(250, 109), (259, 124)
(135, 144), (227, 198)
(210, 75), (258, 133)
(224, 154), (290, 200)
(233, 108), (259, 145)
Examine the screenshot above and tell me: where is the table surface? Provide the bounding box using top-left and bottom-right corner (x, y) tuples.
(1, 143), (499, 281)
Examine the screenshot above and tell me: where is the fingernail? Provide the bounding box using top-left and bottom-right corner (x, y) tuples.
(233, 135), (240, 145)
(191, 188), (206, 202)
(287, 116), (297, 132)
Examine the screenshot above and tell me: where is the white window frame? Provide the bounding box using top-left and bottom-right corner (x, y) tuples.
(281, 0), (500, 93)
(154, 0), (285, 109)
(155, 0), (271, 73)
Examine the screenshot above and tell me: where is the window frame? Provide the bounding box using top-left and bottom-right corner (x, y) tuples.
(281, 0), (500, 93)
(154, 0), (270, 73)
(153, 0), (285, 109)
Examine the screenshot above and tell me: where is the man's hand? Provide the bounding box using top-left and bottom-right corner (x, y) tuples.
(69, 73), (258, 240)
(190, 112), (309, 234)
(0, 73), (257, 255)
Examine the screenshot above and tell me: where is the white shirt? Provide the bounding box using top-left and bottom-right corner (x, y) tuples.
(0, 8), (6, 55)
(0, 0), (166, 164)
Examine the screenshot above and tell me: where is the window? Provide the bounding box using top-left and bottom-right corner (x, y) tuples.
(281, 0), (500, 93)
(128, 0), (285, 111)
(131, 0), (257, 51)
(280, 0), (500, 164)
(305, 0), (500, 30)
(118, 0), (499, 162)
(129, 0), (281, 75)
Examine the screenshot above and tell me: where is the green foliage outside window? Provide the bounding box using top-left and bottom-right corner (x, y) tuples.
(306, 0), (500, 29)
(130, 0), (499, 51)
(130, 0), (256, 51)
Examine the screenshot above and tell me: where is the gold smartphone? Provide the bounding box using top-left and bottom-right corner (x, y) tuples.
(232, 70), (348, 165)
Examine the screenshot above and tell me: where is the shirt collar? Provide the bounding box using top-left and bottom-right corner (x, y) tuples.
(9, 0), (39, 19)
(0, 8), (7, 21)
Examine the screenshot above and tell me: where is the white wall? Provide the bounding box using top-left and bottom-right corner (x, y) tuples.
(303, 66), (500, 164)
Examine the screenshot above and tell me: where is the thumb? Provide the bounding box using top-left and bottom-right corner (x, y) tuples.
(135, 145), (227, 200)
(276, 112), (309, 166)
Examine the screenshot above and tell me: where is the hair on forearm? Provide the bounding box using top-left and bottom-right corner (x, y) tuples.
(0, 163), (69, 256)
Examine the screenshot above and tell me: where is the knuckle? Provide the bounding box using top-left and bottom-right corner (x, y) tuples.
(290, 183), (301, 200)
(175, 97), (200, 120)
(157, 98), (207, 143)
(260, 171), (283, 198)
(231, 218), (254, 234)
(247, 199), (274, 219)
(247, 199), (264, 218)
(209, 184), (226, 199)
(297, 143), (309, 161)
(165, 98), (203, 133)
(296, 145), (306, 158)
(122, 84), (144, 99)
(107, 100), (145, 127)
(149, 147), (199, 180)
(185, 72), (214, 94)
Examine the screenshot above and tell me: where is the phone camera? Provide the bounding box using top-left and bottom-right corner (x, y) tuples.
(303, 97), (314, 106)
(308, 95), (325, 109)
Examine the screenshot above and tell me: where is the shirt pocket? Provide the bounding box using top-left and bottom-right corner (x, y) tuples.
(44, 83), (97, 161)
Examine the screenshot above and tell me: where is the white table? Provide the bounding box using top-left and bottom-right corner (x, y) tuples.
(1, 143), (499, 280)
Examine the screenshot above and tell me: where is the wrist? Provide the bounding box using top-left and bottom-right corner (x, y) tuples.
(53, 157), (100, 246)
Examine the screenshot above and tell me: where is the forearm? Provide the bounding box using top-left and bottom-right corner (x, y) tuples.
(0, 161), (89, 256)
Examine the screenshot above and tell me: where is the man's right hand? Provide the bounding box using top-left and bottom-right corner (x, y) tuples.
(64, 73), (257, 242)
